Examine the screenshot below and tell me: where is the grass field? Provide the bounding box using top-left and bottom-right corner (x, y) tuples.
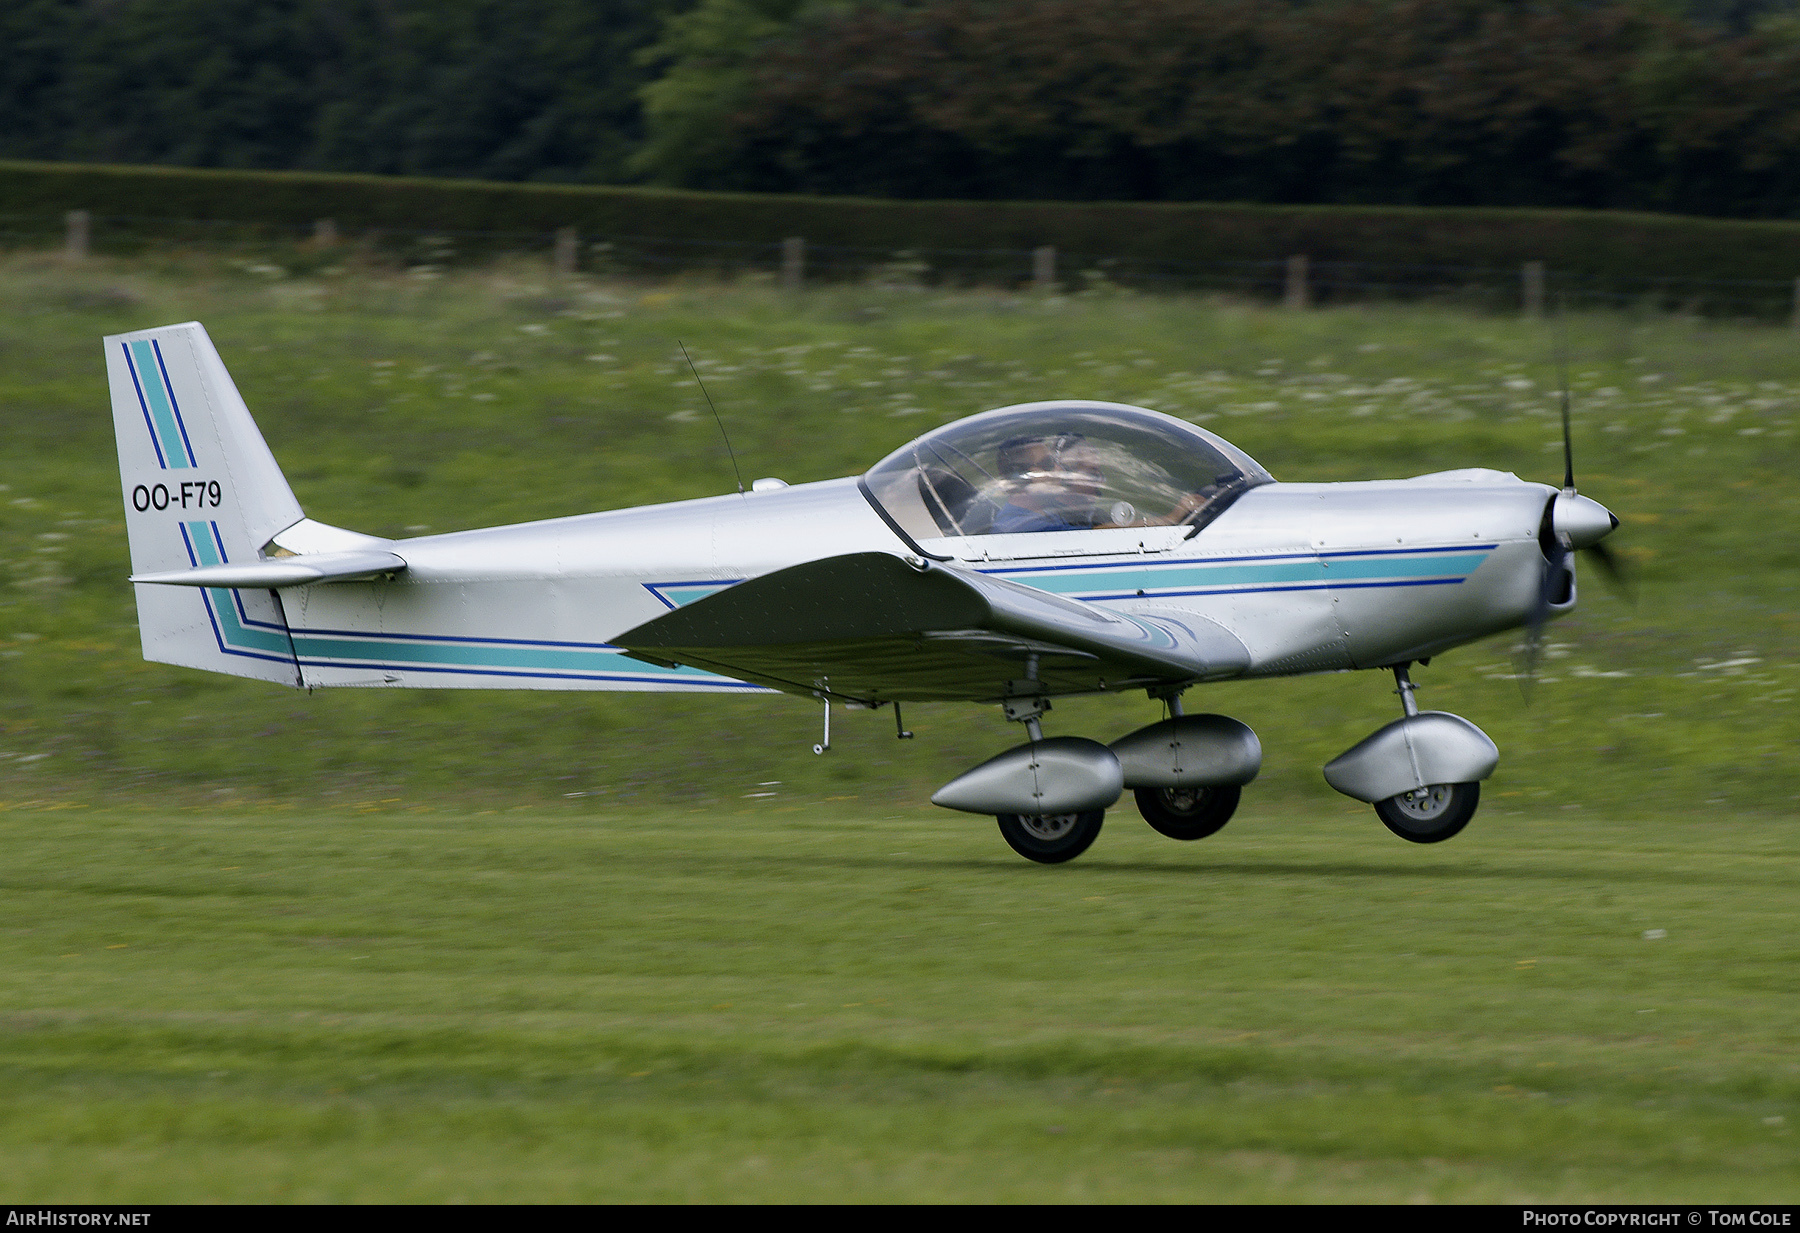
(3, 802), (1795, 1202)
(0, 251), (1795, 1200)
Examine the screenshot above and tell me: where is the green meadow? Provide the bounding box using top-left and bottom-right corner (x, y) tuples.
(1, 803), (1795, 1203)
(0, 252), (1794, 1201)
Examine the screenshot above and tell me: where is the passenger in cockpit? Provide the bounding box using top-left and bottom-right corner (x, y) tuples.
(990, 433), (1210, 533)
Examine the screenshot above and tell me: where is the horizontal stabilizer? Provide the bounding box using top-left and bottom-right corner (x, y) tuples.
(615, 552), (1248, 703)
(132, 549), (406, 589)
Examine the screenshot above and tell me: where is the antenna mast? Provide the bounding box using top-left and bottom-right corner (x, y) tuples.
(679, 340), (744, 496)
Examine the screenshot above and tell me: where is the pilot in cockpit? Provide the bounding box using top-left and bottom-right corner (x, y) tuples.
(990, 434), (1082, 533)
(990, 433), (1211, 533)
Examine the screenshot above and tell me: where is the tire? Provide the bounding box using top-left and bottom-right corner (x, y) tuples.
(1135, 784), (1240, 841)
(1374, 782), (1479, 844)
(996, 810), (1105, 864)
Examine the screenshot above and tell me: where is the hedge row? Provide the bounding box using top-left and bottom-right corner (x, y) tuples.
(5, 158), (1800, 284)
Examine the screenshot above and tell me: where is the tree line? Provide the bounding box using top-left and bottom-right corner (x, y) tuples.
(6, 0), (1800, 218)
(0, 0), (681, 184)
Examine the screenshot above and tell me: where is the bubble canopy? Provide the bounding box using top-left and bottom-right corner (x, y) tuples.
(861, 401), (1272, 542)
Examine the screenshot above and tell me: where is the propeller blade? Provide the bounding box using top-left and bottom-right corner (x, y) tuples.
(1581, 540), (1637, 605)
(1556, 299), (1576, 492)
(1512, 639), (1540, 703)
(1560, 385), (1575, 493)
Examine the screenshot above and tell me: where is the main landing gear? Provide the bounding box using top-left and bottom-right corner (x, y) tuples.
(1120, 692), (1253, 842)
(988, 690), (1256, 861)
(1135, 783), (1241, 840)
(929, 673), (1263, 864)
(984, 690), (1116, 865)
(996, 810), (1106, 863)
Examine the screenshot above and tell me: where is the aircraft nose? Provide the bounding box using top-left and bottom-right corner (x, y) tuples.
(1552, 492), (1617, 549)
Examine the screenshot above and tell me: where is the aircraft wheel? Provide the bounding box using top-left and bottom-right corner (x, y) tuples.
(1375, 782), (1479, 844)
(1135, 784), (1240, 840)
(996, 810), (1104, 864)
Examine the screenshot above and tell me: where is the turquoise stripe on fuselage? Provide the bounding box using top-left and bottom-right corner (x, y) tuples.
(291, 633), (649, 674)
(188, 520), (719, 679)
(187, 521), (290, 655)
(998, 552), (1490, 596)
(131, 340), (191, 469)
(659, 584), (728, 607)
(187, 523), (723, 679)
(289, 632), (726, 680)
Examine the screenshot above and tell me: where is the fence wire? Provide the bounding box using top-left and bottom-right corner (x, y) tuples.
(4, 211), (1798, 321)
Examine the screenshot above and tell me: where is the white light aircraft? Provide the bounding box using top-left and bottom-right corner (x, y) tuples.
(108, 321), (1625, 862)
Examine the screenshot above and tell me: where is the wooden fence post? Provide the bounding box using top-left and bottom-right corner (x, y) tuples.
(1284, 254), (1309, 309)
(553, 226), (578, 276)
(64, 210), (89, 261)
(313, 218), (338, 248)
(1033, 245), (1056, 292)
(782, 236), (805, 289)
(1523, 261), (1546, 319)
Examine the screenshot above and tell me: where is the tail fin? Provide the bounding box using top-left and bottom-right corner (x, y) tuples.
(106, 321), (305, 685)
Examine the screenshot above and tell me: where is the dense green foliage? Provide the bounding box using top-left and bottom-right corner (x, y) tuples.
(8, 1), (1800, 216)
(673, 0), (1800, 214)
(0, 0), (680, 183)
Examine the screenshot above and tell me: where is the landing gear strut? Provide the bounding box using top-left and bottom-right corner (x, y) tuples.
(994, 653), (1111, 865)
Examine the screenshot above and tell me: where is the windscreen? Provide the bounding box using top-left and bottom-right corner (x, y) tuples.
(863, 402), (1271, 542)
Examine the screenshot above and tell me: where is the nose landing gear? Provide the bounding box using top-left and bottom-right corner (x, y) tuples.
(1322, 663), (1498, 844)
(1374, 781), (1480, 843)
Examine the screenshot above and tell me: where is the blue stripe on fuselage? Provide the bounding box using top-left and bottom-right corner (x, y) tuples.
(981, 549), (1492, 598)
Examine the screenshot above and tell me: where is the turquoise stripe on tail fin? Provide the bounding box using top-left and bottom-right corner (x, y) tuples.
(125, 338), (194, 469)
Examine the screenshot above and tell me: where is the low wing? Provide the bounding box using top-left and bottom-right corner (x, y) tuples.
(614, 552), (1248, 703)
(131, 548), (406, 588)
